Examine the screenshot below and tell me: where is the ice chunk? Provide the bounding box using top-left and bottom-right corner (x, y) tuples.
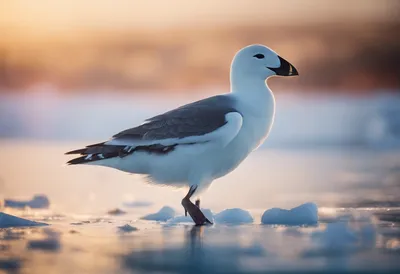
(118, 224), (138, 233)
(166, 208), (214, 225)
(4, 194), (50, 209)
(0, 212), (48, 228)
(166, 215), (193, 224)
(200, 208), (214, 223)
(107, 208), (127, 216)
(141, 206), (175, 221)
(214, 208), (253, 224)
(261, 202), (318, 225)
(0, 258), (22, 271)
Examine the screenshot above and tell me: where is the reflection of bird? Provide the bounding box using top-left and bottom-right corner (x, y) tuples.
(66, 44), (298, 224)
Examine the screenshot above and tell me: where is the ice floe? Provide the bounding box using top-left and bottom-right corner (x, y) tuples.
(141, 206), (175, 221)
(118, 224), (138, 233)
(261, 202), (318, 225)
(4, 194), (50, 209)
(0, 212), (48, 228)
(214, 208), (253, 224)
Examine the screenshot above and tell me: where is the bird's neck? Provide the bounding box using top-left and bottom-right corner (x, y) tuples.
(230, 72), (275, 110)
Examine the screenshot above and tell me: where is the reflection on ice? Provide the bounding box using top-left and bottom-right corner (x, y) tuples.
(122, 226), (266, 274)
(27, 228), (61, 252)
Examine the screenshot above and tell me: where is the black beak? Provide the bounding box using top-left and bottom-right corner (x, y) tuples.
(267, 56), (298, 76)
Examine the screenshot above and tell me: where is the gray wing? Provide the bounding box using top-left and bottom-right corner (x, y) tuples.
(109, 95), (239, 145)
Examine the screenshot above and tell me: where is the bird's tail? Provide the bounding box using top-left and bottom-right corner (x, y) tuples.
(65, 142), (178, 165)
(65, 142), (131, 165)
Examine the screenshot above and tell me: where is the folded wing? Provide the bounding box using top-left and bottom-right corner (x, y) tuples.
(66, 95), (243, 164)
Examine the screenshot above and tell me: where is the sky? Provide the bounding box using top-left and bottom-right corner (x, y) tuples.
(0, 0), (399, 92)
(1, 0), (396, 38)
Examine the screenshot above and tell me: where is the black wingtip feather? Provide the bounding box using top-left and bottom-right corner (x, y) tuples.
(66, 156), (88, 165)
(65, 148), (87, 155)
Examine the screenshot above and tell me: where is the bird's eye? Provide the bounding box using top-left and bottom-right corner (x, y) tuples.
(253, 54), (265, 59)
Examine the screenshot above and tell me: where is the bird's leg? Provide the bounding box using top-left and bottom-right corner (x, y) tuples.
(195, 199), (200, 208)
(181, 185), (212, 226)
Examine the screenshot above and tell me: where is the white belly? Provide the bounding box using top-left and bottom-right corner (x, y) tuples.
(95, 113), (271, 191)
(91, 103), (274, 193)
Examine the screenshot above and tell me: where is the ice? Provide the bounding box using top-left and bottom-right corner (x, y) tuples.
(141, 206), (175, 221)
(0, 258), (22, 272)
(1, 229), (25, 240)
(118, 224), (138, 233)
(303, 222), (360, 257)
(166, 208), (214, 225)
(261, 202), (318, 225)
(200, 208), (214, 223)
(0, 212), (48, 228)
(166, 215), (193, 224)
(4, 194), (50, 209)
(27, 228), (61, 252)
(107, 208), (127, 216)
(214, 208), (253, 224)
(312, 222), (358, 250)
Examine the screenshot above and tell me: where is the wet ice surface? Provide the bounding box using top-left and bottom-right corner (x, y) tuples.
(1, 129), (400, 273)
(0, 209), (399, 274)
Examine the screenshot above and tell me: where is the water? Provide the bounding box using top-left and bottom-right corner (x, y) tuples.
(1, 142), (400, 273)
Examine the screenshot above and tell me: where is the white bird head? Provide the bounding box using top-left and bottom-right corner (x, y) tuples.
(231, 44), (298, 80)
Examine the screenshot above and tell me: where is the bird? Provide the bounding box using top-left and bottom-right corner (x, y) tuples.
(65, 44), (298, 225)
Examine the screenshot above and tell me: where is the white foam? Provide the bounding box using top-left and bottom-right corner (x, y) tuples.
(261, 202), (318, 225)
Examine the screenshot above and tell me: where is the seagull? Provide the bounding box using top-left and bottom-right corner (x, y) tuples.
(66, 44), (298, 225)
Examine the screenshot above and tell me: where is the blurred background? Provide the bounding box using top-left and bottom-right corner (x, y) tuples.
(1, 0), (400, 213)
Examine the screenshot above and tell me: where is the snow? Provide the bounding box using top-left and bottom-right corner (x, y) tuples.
(214, 208), (253, 224)
(141, 206), (175, 221)
(0, 212), (48, 228)
(4, 194), (50, 209)
(261, 202), (318, 225)
(118, 224), (138, 232)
